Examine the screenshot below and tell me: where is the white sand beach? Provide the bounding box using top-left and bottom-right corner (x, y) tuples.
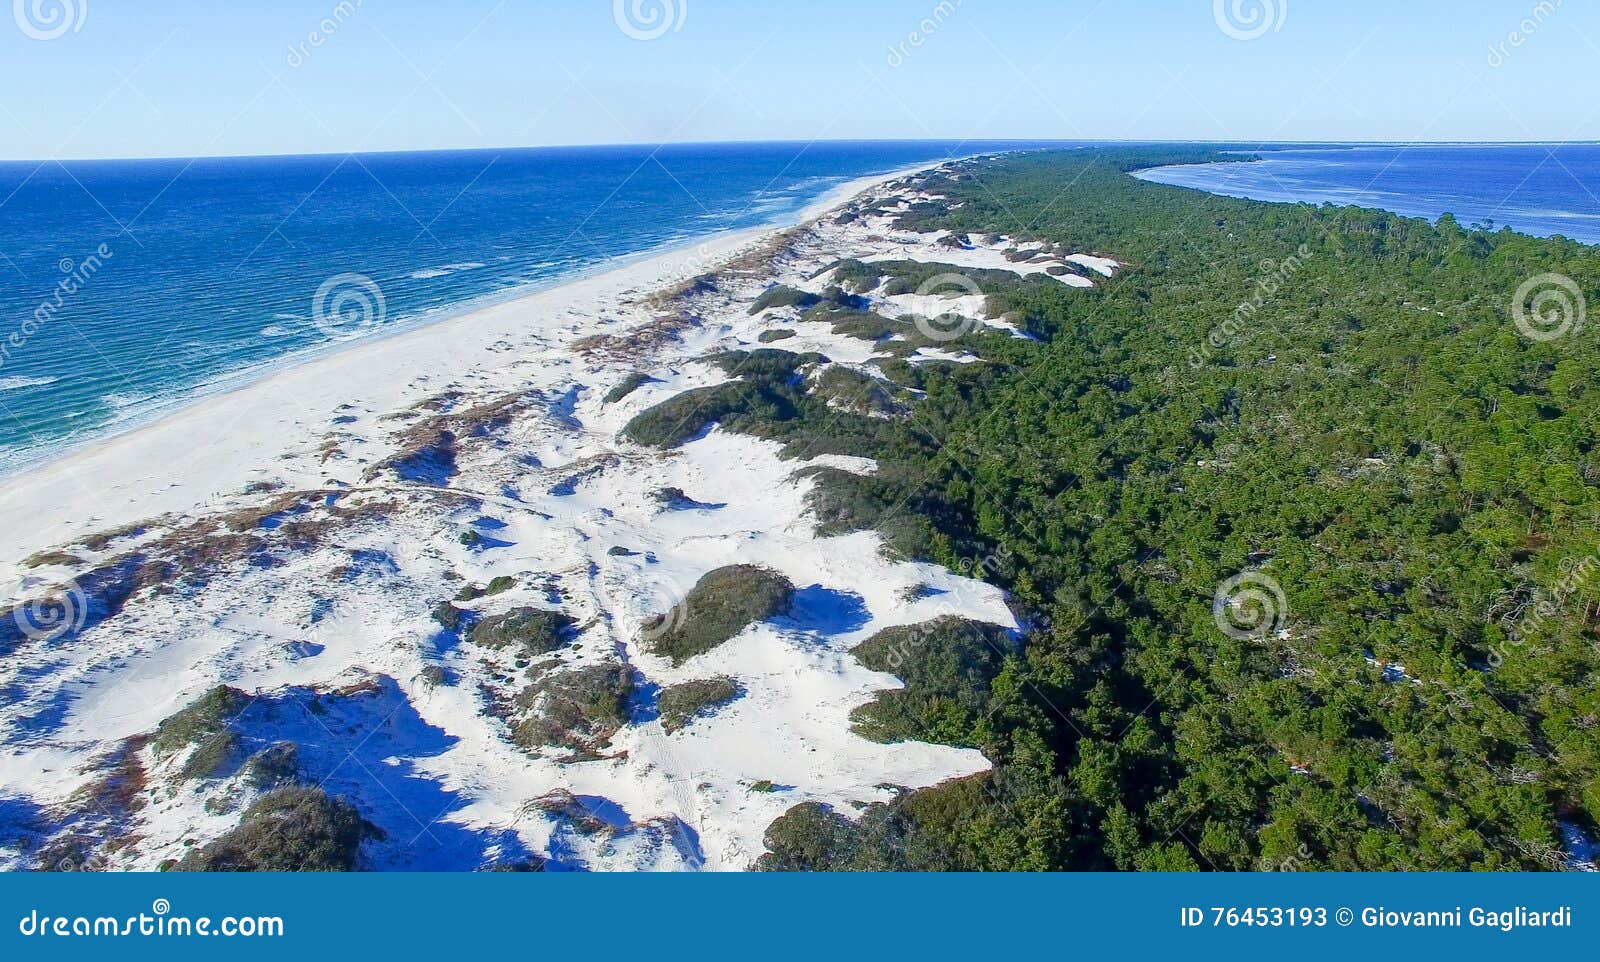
(0, 158), (1118, 871)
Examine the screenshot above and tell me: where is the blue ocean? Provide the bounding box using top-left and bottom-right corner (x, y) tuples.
(0, 140), (1053, 472)
(1136, 144), (1600, 244)
(2, 141), (1597, 473)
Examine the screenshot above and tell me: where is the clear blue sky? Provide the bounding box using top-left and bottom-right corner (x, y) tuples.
(0, 0), (1594, 160)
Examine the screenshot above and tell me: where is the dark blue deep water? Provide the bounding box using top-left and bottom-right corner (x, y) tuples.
(0, 140), (1054, 471)
(1136, 144), (1600, 244)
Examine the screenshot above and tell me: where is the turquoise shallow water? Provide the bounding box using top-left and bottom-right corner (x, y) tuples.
(0, 140), (1058, 472)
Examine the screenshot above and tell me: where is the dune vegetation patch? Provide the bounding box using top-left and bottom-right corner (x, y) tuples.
(623, 347), (914, 461)
(605, 371), (655, 404)
(153, 685), (250, 780)
(643, 565), (795, 666)
(174, 786), (379, 872)
(366, 392), (531, 485)
(455, 576), (517, 602)
(849, 617), (1013, 746)
(511, 663), (633, 757)
(470, 607), (578, 659)
(657, 676), (740, 733)
(756, 777), (992, 872)
(811, 365), (903, 418)
(749, 285), (821, 315)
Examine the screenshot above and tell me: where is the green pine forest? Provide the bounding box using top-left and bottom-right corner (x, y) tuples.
(753, 147), (1600, 871)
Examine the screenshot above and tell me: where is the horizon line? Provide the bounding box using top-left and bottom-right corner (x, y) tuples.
(3, 137), (1598, 166)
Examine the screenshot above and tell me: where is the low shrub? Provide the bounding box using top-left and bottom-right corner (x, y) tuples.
(471, 607), (577, 658)
(605, 372), (655, 404)
(749, 285), (821, 315)
(153, 686), (248, 780)
(175, 787), (378, 872)
(512, 664), (633, 755)
(455, 576), (517, 602)
(658, 676), (739, 733)
(644, 565), (794, 665)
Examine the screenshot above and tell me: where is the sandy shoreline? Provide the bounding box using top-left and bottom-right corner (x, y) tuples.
(0, 148), (1128, 870)
(0, 162), (939, 563)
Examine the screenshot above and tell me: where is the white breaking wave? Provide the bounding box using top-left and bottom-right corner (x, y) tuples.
(0, 376), (59, 393)
(410, 262), (489, 280)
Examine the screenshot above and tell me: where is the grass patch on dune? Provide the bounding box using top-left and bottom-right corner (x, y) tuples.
(809, 309), (896, 342)
(512, 663), (633, 756)
(658, 676), (739, 733)
(644, 565), (794, 666)
(811, 366), (902, 417)
(470, 607), (577, 659)
(622, 347), (918, 461)
(455, 576), (517, 602)
(749, 285), (821, 315)
(432, 601), (466, 631)
(605, 372), (655, 404)
(174, 786), (379, 872)
(153, 686), (249, 780)
(20, 549), (84, 569)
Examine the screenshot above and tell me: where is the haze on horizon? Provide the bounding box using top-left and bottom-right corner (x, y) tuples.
(0, 0), (1595, 162)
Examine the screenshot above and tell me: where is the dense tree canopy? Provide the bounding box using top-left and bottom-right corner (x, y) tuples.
(760, 147), (1600, 871)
